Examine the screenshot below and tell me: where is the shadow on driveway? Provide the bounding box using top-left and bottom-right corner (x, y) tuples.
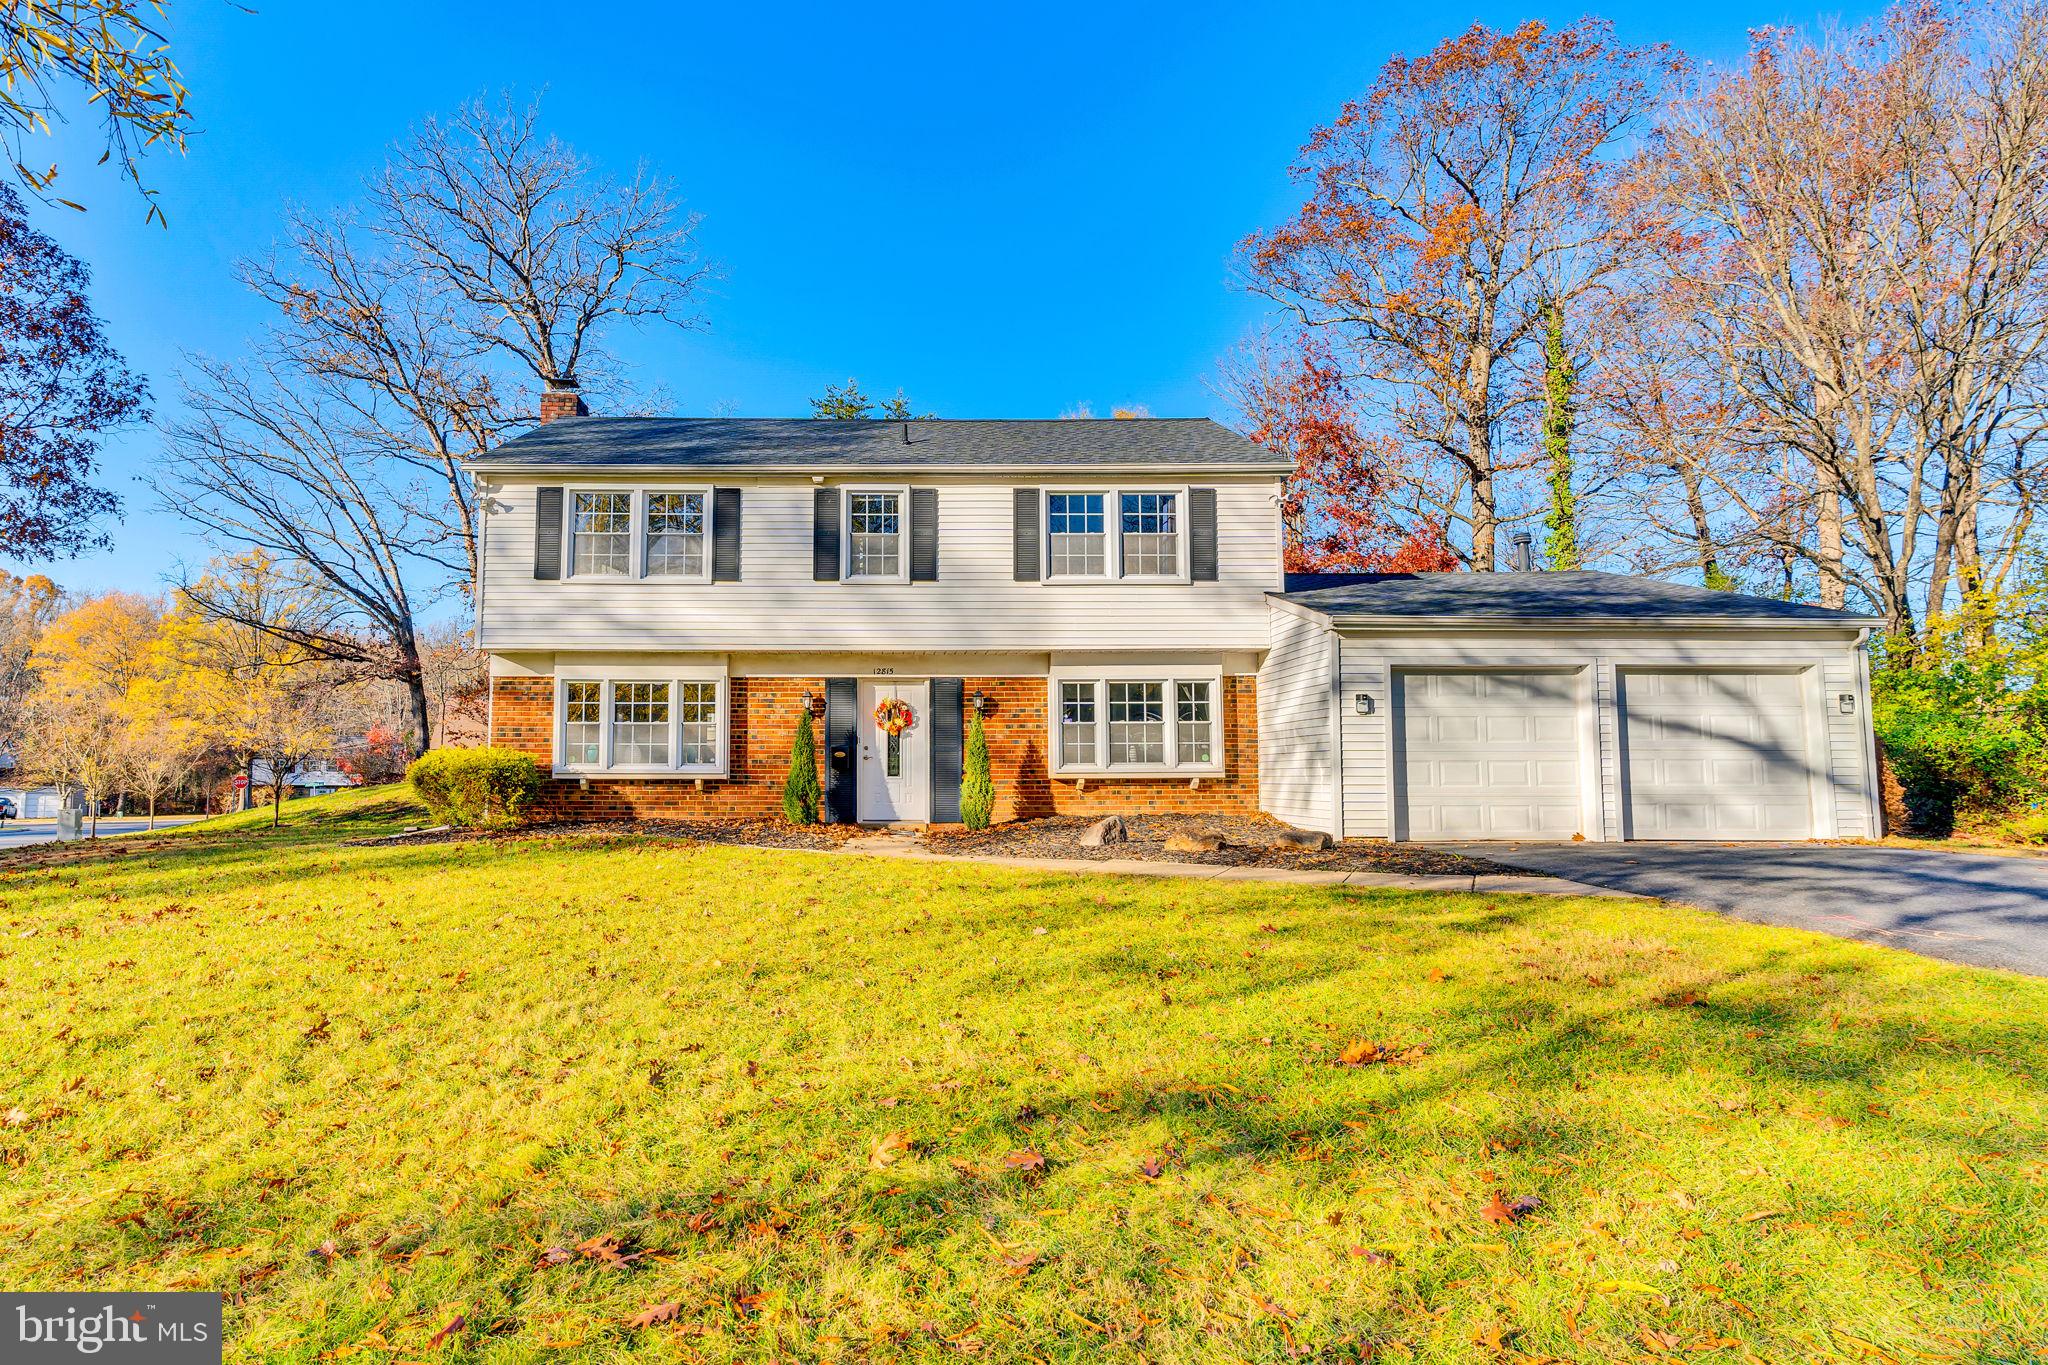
(1433, 841), (2048, 977)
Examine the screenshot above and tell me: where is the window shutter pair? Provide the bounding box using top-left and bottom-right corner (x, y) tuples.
(532, 487), (741, 580)
(812, 488), (939, 581)
(1010, 487), (1220, 580)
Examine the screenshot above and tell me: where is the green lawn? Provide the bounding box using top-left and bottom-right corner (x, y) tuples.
(3, 792), (2044, 1363)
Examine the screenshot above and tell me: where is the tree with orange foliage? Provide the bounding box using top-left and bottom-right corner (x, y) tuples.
(1220, 335), (1457, 573)
(1240, 19), (1675, 570)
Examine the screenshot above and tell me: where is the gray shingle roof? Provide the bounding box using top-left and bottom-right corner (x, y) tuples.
(467, 417), (1289, 473)
(1277, 571), (1882, 624)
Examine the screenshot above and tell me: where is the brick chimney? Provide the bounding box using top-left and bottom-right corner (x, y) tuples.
(539, 376), (588, 423)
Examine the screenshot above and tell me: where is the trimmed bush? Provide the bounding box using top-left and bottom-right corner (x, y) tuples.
(406, 747), (542, 829)
(783, 710), (821, 823)
(960, 712), (994, 830)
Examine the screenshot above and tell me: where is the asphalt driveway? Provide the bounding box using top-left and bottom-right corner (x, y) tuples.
(1437, 841), (2048, 977)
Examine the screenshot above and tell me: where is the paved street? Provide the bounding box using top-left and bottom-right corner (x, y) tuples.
(1440, 840), (2048, 977)
(0, 816), (206, 849)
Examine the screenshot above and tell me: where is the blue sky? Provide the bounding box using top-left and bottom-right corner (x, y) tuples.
(11, 0), (1881, 595)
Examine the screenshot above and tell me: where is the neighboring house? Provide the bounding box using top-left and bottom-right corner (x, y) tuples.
(250, 763), (362, 799)
(468, 407), (1883, 840)
(0, 786), (65, 818)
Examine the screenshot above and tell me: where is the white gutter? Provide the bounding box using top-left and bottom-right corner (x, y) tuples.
(463, 461), (1295, 478)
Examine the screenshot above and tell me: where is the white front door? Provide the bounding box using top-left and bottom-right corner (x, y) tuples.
(857, 679), (930, 823)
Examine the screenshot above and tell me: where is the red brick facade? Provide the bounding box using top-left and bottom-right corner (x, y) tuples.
(493, 675), (825, 820)
(491, 672), (1259, 824)
(961, 674), (1259, 822)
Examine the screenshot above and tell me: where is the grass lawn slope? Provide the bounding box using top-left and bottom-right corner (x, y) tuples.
(1, 793), (2043, 1362)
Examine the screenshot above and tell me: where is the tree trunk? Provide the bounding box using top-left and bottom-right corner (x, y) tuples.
(403, 648), (433, 758)
(272, 776), (283, 828)
(148, 792), (157, 832)
(1815, 465), (1846, 611)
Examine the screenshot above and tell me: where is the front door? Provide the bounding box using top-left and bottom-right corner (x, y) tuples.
(856, 679), (930, 823)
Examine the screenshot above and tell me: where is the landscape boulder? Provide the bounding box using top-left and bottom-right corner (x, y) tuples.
(1273, 827), (1333, 851)
(1079, 815), (1128, 847)
(1163, 831), (1228, 854)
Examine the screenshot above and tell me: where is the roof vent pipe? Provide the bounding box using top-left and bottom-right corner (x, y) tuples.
(1508, 531), (1535, 572)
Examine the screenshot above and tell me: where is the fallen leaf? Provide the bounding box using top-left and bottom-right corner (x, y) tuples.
(869, 1130), (912, 1169)
(535, 1246), (574, 1268)
(1140, 1156), (1166, 1180)
(426, 1314), (465, 1349)
(1480, 1193), (1541, 1225)
(1005, 1149), (1047, 1173)
(998, 1251), (1039, 1277)
(625, 1302), (679, 1329)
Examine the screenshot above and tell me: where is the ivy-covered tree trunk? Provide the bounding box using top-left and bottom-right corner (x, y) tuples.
(1540, 299), (1579, 571)
(782, 709), (821, 824)
(960, 713), (994, 830)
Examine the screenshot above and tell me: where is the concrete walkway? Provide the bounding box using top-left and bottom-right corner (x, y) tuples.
(837, 831), (1631, 898)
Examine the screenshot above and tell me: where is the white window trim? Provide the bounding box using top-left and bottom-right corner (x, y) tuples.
(1039, 485), (1191, 584)
(639, 486), (715, 583)
(841, 485), (911, 584)
(565, 488), (636, 580)
(1046, 666), (1224, 777)
(553, 668), (729, 778)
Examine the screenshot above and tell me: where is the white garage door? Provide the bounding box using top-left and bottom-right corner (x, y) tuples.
(1621, 671), (1812, 839)
(1395, 671), (1582, 840)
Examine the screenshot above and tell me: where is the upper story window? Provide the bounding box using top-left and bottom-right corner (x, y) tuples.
(1120, 492), (1180, 576)
(1040, 488), (1186, 582)
(1050, 669), (1221, 775)
(564, 489), (713, 581)
(571, 492), (632, 576)
(555, 674), (726, 775)
(645, 491), (707, 577)
(845, 490), (904, 581)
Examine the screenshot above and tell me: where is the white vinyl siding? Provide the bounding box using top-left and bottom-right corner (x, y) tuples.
(482, 476), (1282, 652)
(1258, 607), (1335, 834)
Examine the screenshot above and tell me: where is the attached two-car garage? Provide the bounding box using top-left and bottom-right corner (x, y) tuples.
(1390, 667), (1815, 842)
(1261, 572), (1883, 843)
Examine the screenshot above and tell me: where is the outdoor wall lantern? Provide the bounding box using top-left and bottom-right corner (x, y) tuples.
(971, 689), (990, 715)
(1838, 693), (1857, 715)
(799, 689), (813, 714)
(1354, 693), (1375, 715)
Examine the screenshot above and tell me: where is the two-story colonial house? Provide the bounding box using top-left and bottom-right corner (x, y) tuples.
(471, 405), (1884, 841)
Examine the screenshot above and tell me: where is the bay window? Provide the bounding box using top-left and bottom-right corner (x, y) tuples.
(1050, 671), (1222, 775)
(555, 674), (727, 775)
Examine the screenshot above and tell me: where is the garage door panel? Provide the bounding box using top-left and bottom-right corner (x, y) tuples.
(1396, 670), (1582, 841)
(1622, 670), (1811, 840)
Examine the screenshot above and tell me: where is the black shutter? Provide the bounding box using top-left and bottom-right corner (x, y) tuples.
(930, 677), (963, 822)
(813, 488), (840, 581)
(534, 487), (563, 580)
(1012, 487), (1040, 581)
(712, 488), (742, 581)
(824, 677), (858, 823)
(1189, 487), (1218, 581)
(910, 487), (938, 582)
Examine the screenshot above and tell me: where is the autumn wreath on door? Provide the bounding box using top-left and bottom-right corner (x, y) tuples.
(873, 698), (915, 735)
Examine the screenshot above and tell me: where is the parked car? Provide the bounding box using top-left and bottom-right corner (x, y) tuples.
(0, 796), (16, 820)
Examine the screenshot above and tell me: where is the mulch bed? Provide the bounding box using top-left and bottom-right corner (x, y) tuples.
(923, 813), (1527, 876)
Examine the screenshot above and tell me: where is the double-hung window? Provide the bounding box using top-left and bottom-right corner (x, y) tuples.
(555, 674), (727, 775)
(1040, 488), (1185, 581)
(1048, 493), (1107, 576)
(1050, 671), (1222, 775)
(1119, 493), (1180, 577)
(571, 492), (632, 576)
(644, 491), (708, 578)
(564, 489), (713, 580)
(845, 490), (904, 580)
